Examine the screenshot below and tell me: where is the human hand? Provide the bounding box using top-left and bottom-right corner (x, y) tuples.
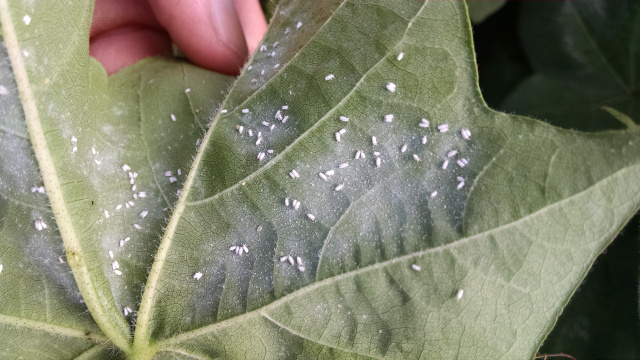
(90, 0), (268, 76)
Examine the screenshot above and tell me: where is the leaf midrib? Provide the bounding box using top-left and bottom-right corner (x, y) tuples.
(153, 160), (640, 349)
(0, 0), (132, 353)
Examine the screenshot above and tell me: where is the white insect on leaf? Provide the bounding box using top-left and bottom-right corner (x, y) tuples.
(23, 15), (31, 25)
(385, 82), (396, 93)
(384, 114), (394, 123)
(438, 124), (449, 133)
(193, 272), (203, 280)
(461, 128), (471, 139)
(411, 264), (421, 271)
(170, 114), (176, 122)
(339, 115), (349, 122)
(456, 289), (464, 300)
(325, 74), (335, 81)
(397, 52), (405, 60)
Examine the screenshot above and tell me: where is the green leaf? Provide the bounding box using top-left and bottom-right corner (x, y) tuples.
(500, 0), (640, 131)
(2, 1), (640, 359)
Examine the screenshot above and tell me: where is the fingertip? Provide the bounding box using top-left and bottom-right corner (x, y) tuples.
(149, 0), (248, 75)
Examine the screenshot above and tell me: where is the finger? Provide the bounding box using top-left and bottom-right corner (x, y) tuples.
(90, 0), (172, 75)
(234, 0), (268, 54)
(149, 0), (248, 75)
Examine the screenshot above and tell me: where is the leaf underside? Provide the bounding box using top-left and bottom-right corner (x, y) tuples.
(1, 0), (639, 359)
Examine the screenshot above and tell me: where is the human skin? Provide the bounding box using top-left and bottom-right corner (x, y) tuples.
(90, 0), (268, 76)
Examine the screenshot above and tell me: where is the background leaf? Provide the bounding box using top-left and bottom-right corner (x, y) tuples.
(466, 0), (506, 24)
(500, 0), (640, 132)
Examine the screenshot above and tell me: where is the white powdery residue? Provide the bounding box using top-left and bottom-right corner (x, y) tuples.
(140, 211), (148, 218)
(397, 52), (404, 60)
(386, 82), (396, 93)
(384, 114), (394, 123)
(170, 114), (176, 122)
(0, 85), (7, 95)
(325, 74), (335, 81)
(23, 15), (31, 25)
